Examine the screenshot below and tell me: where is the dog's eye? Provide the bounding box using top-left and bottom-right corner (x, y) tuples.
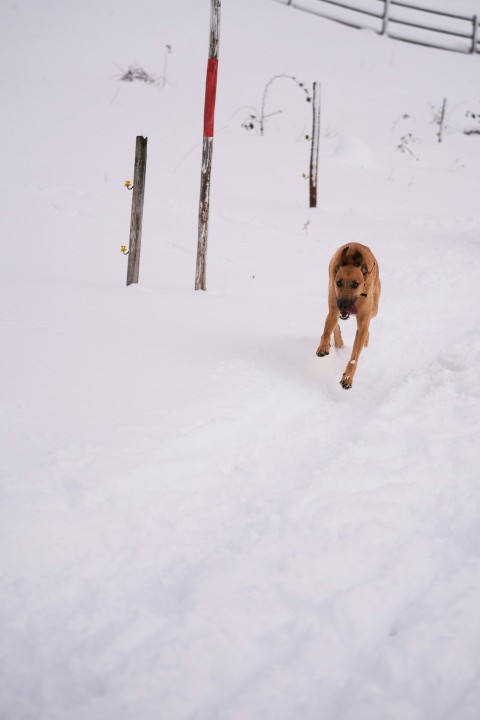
(351, 281), (359, 289)
(336, 280), (344, 288)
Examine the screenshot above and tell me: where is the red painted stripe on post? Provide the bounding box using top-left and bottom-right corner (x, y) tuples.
(203, 58), (218, 138)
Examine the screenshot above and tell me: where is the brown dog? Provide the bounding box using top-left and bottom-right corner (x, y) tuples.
(316, 243), (380, 389)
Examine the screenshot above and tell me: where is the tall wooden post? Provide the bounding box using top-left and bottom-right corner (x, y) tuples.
(382, 0), (392, 35)
(309, 82), (321, 209)
(195, 0), (221, 291)
(127, 136), (147, 286)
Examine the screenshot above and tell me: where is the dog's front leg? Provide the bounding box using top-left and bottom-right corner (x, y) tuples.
(316, 309), (340, 357)
(340, 317), (370, 389)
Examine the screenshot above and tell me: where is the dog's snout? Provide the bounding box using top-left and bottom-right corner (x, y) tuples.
(337, 298), (349, 311)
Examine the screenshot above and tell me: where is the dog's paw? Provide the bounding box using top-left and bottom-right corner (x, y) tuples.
(340, 376), (352, 390)
(316, 345), (330, 357)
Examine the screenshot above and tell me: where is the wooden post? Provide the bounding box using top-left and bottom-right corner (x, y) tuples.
(195, 0), (221, 291)
(472, 16), (479, 54)
(382, 0), (392, 35)
(309, 82), (321, 209)
(437, 98), (447, 143)
(126, 136), (147, 286)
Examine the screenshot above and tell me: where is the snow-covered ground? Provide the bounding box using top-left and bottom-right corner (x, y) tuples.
(2, 1), (480, 718)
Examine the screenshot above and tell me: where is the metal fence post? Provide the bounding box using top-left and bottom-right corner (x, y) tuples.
(472, 16), (479, 53)
(382, 0), (392, 35)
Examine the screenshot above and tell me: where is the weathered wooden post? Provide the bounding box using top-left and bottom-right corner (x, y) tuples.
(437, 98), (447, 143)
(472, 16), (479, 54)
(382, 0), (392, 35)
(126, 136), (147, 286)
(195, 0), (221, 291)
(309, 82), (321, 209)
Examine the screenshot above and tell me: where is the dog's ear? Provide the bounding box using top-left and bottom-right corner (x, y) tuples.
(340, 246), (350, 266)
(352, 250), (369, 275)
(352, 250), (363, 267)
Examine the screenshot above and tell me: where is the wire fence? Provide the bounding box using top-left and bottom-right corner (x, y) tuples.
(273, 0), (480, 54)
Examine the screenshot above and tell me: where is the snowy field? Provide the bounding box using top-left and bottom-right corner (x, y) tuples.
(2, 0), (480, 718)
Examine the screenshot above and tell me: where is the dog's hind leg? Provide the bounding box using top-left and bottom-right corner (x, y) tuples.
(333, 323), (343, 348)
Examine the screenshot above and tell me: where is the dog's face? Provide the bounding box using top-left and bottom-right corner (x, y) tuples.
(334, 247), (366, 319)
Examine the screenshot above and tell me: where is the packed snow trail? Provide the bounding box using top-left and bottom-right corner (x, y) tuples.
(3, 245), (480, 719)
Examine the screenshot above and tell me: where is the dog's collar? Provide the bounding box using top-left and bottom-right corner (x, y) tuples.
(360, 292), (368, 297)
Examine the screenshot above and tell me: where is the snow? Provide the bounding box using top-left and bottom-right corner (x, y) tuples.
(1, 0), (480, 718)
